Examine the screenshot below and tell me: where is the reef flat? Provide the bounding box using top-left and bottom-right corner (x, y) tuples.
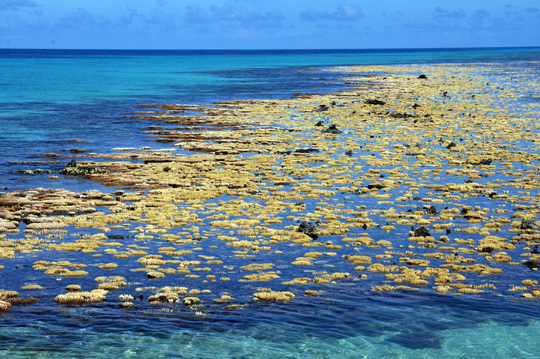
(1, 62), (540, 313)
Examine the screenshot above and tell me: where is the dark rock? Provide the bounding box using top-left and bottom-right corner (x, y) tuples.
(413, 227), (431, 237)
(345, 150), (353, 157)
(479, 158), (492, 165)
(446, 142), (457, 149)
(314, 120), (324, 127)
(520, 220), (540, 232)
(418, 74), (428, 79)
(163, 167), (171, 172)
(365, 99), (386, 105)
(390, 112), (416, 119)
(367, 183), (385, 190)
(227, 184), (247, 189)
(297, 221), (318, 240)
(523, 260), (540, 270)
(292, 148), (319, 154)
(470, 158), (493, 166)
(424, 205), (437, 215)
(144, 159), (173, 164)
(322, 124), (342, 134)
(107, 234), (127, 240)
(481, 246), (495, 253)
(314, 104), (329, 112)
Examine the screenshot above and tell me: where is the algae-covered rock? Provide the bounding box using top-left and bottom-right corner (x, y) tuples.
(183, 297), (200, 306)
(521, 220), (540, 232)
(253, 291), (295, 302)
(0, 300), (11, 311)
(61, 160), (109, 176)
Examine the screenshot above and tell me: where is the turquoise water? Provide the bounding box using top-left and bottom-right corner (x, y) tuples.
(1, 47), (540, 357)
(1, 291), (539, 358)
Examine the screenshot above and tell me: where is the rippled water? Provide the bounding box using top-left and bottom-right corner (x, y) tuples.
(2, 48), (540, 357)
(1, 290), (539, 358)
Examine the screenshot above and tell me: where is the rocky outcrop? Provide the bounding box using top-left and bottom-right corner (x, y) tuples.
(413, 227), (431, 237)
(297, 221), (318, 240)
(60, 160), (109, 176)
(365, 99), (385, 105)
(322, 124), (342, 134)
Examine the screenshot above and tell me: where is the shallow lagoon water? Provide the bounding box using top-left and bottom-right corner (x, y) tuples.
(2, 48), (540, 357)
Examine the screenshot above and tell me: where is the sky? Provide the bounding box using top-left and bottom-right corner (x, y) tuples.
(1, 0), (539, 49)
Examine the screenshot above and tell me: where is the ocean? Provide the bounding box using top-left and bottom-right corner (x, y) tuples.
(1, 47), (540, 358)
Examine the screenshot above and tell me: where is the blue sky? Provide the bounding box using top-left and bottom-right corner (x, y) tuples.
(1, 0), (539, 49)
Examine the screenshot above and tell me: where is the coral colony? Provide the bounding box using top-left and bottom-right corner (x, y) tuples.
(2, 63), (540, 313)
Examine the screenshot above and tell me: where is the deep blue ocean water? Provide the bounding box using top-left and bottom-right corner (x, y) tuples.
(1, 47), (540, 358)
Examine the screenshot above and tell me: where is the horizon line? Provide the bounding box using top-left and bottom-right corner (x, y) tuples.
(1, 45), (540, 52)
